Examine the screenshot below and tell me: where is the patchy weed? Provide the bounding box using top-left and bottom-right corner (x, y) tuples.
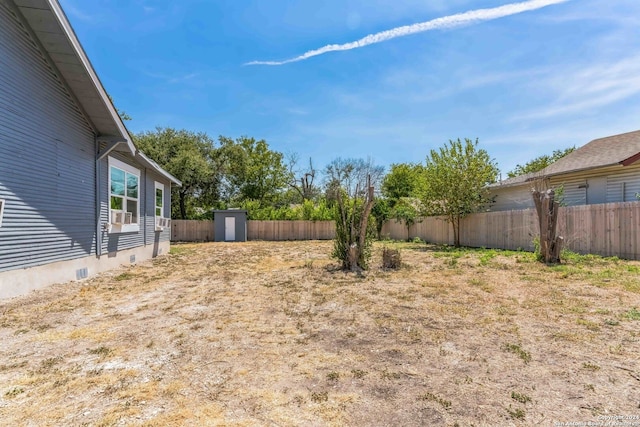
(418, 391), (452, 410)
(114, 272), (135, 282)
(582, 362), (600, 371)
(504, 343), (531, 364)
(88, 346), (113, 358)
(506, 405), (526, 420)
(511, 391), (531, 404)
(310, 391), (328, 403)
(622, 308), (640, 321)
(5, 386), (25, 398)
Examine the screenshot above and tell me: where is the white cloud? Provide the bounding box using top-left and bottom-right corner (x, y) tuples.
(511, 55), (640, 121)
(246, 0), (570, 66)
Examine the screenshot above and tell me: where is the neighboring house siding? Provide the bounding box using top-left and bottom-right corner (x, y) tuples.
(0, 4), (96, 272)
(550, 175), (587, 206)
(490, 163), (640, 212)
(605, 164), (640, 203)
(550, 163), (640, 206)
(490, 185), (534, 211)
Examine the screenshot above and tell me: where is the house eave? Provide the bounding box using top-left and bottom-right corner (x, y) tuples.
(11, 0), (176, 184)
(11, 0), (132, 150)
(135, 152), (182, 187)
(621, 152), (640, 167)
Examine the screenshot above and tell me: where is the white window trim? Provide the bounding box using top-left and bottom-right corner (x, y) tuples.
(154, 181), (165, 231)
(108, 157), (140, 234)
(0, 199), (4, 228)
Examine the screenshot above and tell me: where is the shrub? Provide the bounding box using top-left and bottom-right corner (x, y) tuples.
(382, 247), (402, 269)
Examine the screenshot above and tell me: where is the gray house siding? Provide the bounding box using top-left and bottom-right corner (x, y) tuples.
(98, 151), (172, 256)
(490, 185), (533, 211)
(490, 163), (640, 212)
(606, 166), (640, 202)
(550, 175), (587, 206)
(549, 163), (640, 206)
(99, 152), (145, 254)
(0, 3), (97, 272)
(144, 169), (171, 247)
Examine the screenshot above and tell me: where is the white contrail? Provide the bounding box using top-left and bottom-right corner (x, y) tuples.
(245, 0), (570, 66)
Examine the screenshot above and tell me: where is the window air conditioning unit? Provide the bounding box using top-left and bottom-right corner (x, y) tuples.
(124, 212), (133, 224)
(111, 211), (125, 224)
(155, 217), (171, 230)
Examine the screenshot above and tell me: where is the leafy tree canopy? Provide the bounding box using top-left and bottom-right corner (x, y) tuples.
(390, 197), (420, 238)
(507, 147), (575, 178)
(134, 127), (218, 219)
(420, 138), (498, 247)
(381, 163), (424, 204)
(218, 136), (292, 206)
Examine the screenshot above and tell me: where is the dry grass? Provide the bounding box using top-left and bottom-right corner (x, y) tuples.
(1, 241), (640, 426)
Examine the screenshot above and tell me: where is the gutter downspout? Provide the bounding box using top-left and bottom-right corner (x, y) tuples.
(95, 138), (126, 257)
(143, 167), (147, 247)
(95, 135), (100, 257)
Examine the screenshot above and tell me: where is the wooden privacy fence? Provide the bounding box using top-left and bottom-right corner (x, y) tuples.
(172, 202), (639, 259)
(248, 220), (335, 241)
(381, 201), (640, 260)
(172, 220), (335, 242)
(171, 220), (215, 242)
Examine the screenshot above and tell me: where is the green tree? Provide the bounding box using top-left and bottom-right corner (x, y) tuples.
(134, 128), (218, 219)
(390, 197), (420, 240)
(371, 198), (391, 239)
(382, 163), (424, 202)
(507, 147), (575, 178)
(380, 163), (424, 239)
(218, 136), (292, 206)
(420, 138), (498, 247)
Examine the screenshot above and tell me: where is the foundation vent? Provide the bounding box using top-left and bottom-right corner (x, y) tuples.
(130, 255), (136, 263)
(76, 267), (88, 280)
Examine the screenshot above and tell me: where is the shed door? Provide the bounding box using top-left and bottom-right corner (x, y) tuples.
(225, 217), (236, 241)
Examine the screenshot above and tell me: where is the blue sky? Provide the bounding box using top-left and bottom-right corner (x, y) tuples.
(60, 0), (640, 177)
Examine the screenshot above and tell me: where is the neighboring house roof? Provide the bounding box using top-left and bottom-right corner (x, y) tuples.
(541, 130), (640, 176)
(488, 171), (540, 189)
(10, 0), (181, 186)
(490, 130), (640, 188)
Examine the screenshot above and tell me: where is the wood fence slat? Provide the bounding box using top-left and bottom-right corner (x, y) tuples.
(381, 202), (639, 260)
(173, 202), (640, 260)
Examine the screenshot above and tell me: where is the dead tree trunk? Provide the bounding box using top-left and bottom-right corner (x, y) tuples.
(348, 177), (375, 272)
(335, 176), (375, 272)
(532, 189), (564, 263)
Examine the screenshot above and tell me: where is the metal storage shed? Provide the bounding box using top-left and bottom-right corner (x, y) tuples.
(213, 210), (248, 242)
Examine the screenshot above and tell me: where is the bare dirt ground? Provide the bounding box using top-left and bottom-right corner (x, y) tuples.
(1, 241), (639, 426)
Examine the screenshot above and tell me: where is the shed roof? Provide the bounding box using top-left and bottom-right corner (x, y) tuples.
(10, 0), (181, 186)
